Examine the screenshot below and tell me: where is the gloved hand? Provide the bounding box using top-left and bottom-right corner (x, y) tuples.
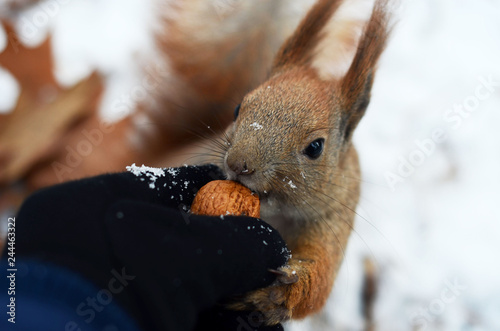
(3, 164), (289, 331)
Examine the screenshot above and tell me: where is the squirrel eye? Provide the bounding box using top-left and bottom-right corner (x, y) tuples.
(233, 104), (241, 121)
(304, 138), (325, 159)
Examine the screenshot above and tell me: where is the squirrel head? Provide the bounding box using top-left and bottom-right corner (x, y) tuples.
(223, 0), (390, 216)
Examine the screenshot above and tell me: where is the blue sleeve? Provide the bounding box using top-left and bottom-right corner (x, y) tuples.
(0, 259), (142, 331)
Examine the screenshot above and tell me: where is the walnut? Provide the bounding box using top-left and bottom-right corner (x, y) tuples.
(190, 180), (260, 218)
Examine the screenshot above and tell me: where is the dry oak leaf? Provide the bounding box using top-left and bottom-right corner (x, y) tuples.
(0, 20), (103, 185)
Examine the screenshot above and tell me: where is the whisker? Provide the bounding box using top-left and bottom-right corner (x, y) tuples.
(301, 198), (351, 286)
(304, 183), (380, 267)
(304, 185), (397, 260)
(264, 171), (352, 287)
(270, 160), (386, 189)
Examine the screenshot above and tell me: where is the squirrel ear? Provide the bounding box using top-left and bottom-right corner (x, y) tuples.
(339, 0), (390, 142)
(271, 0), (343, 74)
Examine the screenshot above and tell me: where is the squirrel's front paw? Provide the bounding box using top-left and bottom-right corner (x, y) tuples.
(227, 264), (300, 325)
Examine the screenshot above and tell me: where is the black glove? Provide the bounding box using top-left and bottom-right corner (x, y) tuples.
(5, 164), (289, 331)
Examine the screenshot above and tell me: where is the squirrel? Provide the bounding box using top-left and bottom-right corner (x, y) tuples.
(155, 0), (391, 326)
(218, 0), (391, 325)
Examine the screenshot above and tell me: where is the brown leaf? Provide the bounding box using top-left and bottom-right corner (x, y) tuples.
(0, 20), (60, 100)
(0, 20), (104, 185)
(0, 72), (103, 185)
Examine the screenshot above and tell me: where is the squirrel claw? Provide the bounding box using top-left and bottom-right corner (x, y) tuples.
(227, 264), (301, 325)
(227, 285), (292, 325)
(268, 268), (299, 284)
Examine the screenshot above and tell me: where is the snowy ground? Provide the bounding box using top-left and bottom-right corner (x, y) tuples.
(1, 0), (499, 330)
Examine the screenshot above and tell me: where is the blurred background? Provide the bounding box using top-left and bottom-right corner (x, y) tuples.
(1, 0), (499, 330)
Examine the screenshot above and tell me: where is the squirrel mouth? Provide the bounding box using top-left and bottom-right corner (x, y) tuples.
(222, 153), (273, 197)
(231, 176), (258, 194)
(223, 168), (266, 198)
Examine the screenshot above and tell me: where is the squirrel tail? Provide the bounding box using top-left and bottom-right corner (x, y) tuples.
(141, 1), (296, 153)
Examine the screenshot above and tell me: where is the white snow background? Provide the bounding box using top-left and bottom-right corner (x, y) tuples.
(1, 0), (499, 330)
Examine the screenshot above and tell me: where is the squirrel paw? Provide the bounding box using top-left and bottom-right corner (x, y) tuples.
(227, 264), (300, 325)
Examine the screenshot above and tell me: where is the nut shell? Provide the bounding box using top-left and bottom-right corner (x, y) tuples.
(191, 180), (260, 218)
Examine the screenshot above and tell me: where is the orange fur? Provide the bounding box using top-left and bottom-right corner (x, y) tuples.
(225, 0), (391, 324)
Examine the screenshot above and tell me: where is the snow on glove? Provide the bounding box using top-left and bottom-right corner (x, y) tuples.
(10, 164), (289, 331)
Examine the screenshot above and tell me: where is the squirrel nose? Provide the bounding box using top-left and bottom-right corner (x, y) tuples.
(227, 158), (255, 176)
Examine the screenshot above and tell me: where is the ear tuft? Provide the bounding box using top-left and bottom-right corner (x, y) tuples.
(271, 0), (343, 74)
(340, 0), (391, 141)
